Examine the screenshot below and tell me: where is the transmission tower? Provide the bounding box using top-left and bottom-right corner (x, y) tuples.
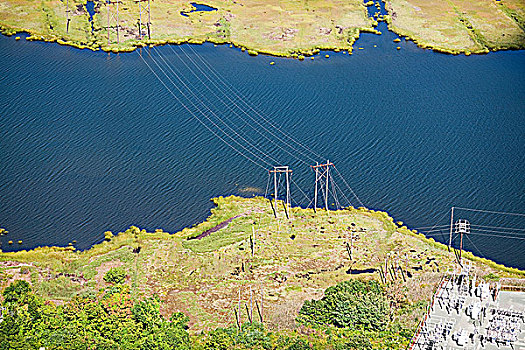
(135, 0), (151, 39)
(106, 0), (121, 45)
(454, 219), (470, 265)
(268, 166), (292, 219)
(311, 160), (334, 212)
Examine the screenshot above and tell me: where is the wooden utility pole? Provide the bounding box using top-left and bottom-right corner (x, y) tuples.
(238, 288), (241, 326)
(314, 162), (318, 212)
(350, 231), (354, 258)
(325, 161), (330, 211)
(249, 286), (253, 323)
(251, 226), (255, 257)
(260, 286), (263, 323)
(66, 0), (71, 32)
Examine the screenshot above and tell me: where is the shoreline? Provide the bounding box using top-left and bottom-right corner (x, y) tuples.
(2, 23), (524, 58)
(1, 0), (523, 58)
(2, 195), (524, 275)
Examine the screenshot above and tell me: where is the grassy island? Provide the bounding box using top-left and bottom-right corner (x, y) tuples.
(1, 196), (523, 348)
(0, 0), (523, 56)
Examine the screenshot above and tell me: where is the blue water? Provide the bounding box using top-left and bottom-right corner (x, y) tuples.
(86, 1), (95, 20)
(86, 1), (95, 33)
(181, 3), (217, 17)
(0, 14), (524, 269)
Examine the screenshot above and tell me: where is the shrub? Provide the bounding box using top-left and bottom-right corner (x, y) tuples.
(237, 322), (272, 350)
(103, 267), (127, 284)
(297, 279), (390, 331)
(204, 327), (236, 350)
(2, 280), (31, 303)
(342, 334), (372, 350)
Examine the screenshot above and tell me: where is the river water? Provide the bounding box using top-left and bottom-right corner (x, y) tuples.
(0, 14), (524, 268)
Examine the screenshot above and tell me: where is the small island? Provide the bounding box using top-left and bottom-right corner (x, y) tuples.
(0, 0), (523, 55)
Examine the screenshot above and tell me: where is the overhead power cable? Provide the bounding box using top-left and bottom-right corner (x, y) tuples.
(471, 224), (525, 232)
(136, 49), (269, 170)
(465, 234), (486, 260)
(150, 47), (279, 166)
(454, 206), (525, 217)
(471, 228), (525, 236)
(138, 46), (367, 210)
(332, 165), (364, 207)
(468, 232), (525, 241)
(171, 45), (317, 166)
(181, 44), (325, 161)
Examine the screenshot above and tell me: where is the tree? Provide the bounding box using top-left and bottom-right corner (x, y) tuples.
(297, 279), (390, 331)
(2, 280), (31, 303)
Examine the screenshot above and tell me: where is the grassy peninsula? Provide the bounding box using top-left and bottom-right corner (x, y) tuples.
(1, 196), (523, 349)
(385, 0), (525, 54)
(0, 0), (523, 56)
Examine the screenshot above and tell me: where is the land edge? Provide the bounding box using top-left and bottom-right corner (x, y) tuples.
(1, 195), (524, 278)
(1, 17), (523, 57)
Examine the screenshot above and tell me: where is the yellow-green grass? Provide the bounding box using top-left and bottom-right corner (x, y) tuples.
(0, 0), (376, 56)
(385, 0), (525, 54)
(1, 195), (523, 332)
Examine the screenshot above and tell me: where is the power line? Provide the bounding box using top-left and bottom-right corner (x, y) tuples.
(332, 165), (364, 207)
(290, 178), (311, 207)
(471, 224), (525, 232)
(138, 45), (367, 211)
(465, 234), (486, 260)
(136, 49), (269, 170)
(331, 176), (353, 208)
(454, 206), (525, 217)
(171, 45), (318, 166)
(469, 232), (525, 241)
(150, 47), (280, 166)
(182, 44), (325, 161)
(471, 227), (525, 236)
(414, 224), (449, 230)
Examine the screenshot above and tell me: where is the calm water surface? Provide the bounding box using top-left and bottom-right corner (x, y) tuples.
(0, 21), (524, 268)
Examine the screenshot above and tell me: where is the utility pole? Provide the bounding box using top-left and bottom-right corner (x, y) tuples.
(260, 286), (263, 323)
(311, 160), (335, 212)
(249, 286), (253, 323)
(269, 166), (292, 219)
(238, 288), (241, 326)
(136, 0), (151, 39)
(66, 0), (71, 33)
(449, 206), (454, 251)
(251, 226), (255, 258)
(350, 230), (354, 258)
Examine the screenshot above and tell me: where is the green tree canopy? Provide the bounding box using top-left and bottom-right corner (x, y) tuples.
(297, 279), (390, 331)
